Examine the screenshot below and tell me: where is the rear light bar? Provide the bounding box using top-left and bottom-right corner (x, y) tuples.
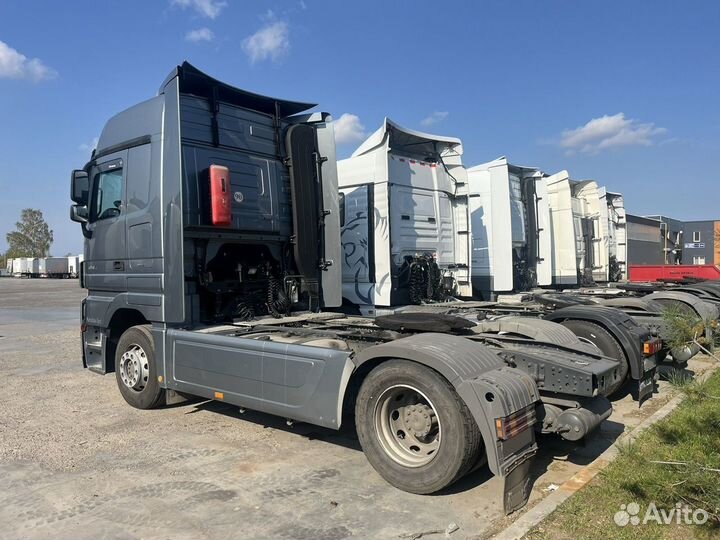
(495, 404), (536, 441)
(643, 338), (662, 356)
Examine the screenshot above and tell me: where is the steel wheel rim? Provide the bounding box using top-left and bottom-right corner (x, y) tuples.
(373, 384), (441, 468)
(119, 344), (150, 392)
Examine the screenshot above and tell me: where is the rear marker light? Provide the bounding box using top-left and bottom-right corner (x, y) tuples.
(495, 405), (536, 441)
(643, 339), (662, 356)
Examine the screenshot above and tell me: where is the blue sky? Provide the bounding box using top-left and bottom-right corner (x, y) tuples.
(1, 0), (718, 256)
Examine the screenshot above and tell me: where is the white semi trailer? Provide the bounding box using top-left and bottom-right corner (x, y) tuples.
(466, 157), (552, 298)
(338, 119), (472, 308)
(45, 257), (71, 278)
(68, 255), (82, 278)
(15, 257), (33, 277)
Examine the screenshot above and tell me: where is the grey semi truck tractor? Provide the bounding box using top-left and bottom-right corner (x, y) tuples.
(72, 63), (632, 513)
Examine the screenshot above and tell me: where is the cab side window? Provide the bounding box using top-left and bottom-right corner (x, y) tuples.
(91, 168), (123, 221)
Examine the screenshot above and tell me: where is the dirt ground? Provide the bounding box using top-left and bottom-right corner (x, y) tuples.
(0, 278), (715, 540)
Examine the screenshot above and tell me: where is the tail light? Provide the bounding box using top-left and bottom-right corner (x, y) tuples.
(209, 164), (232, 226)
(495, 405), (536, 441)
(643, 338), (662, 356)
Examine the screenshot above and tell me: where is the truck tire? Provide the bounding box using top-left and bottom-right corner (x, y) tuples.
(355, 359), (483, 494)
(115, 325), (165, 410)
(560, 319), (628, 396)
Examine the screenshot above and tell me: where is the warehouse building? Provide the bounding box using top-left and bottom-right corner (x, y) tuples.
(627, 214), (720, 266)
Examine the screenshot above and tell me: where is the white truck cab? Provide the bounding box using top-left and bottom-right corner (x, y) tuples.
(337, 119), (472, 307)
(545, 171), (608, 286)
(598, 187), (628, 281)
(467, 157), (552, 298)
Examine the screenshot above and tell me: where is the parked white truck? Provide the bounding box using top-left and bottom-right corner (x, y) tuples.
(466, 157), (552, 298)
(337, 119), (472, 308)
(598, 188), (628, 281)
(545, 171), (608, 286)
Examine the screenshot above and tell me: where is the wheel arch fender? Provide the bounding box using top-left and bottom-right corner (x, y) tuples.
(350, 333), (539, 492)
(544, 305), (646, 380)
(472, 317), (588, 349)
(645, 291), (719, 321)
(85, 305), (151, 374)
(600, 297), (665, 313)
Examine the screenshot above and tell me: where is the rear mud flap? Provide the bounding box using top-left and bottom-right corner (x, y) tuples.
(503, 451), (535, 514)
(637, 364), (657, 407)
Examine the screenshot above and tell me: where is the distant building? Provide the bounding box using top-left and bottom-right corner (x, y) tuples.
(627, 214), (720, 266)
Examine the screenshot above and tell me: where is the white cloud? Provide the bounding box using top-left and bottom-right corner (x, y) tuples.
(334, 113), (368, 145)
(0, 40), (57, 82)
(78, 137), (99, 153)
(559, 113), (667, 154)
(185, 27), (215, 42)
(242, 21), (290, 64)
(420, 111), (449, 127)
(172, 0), (226, 19)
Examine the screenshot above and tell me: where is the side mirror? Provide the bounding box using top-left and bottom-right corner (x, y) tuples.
(70, 204), (89, 224)
(71, 170), (89, 205)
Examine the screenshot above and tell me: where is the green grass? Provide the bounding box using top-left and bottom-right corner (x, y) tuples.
(526, 368), (720, 540)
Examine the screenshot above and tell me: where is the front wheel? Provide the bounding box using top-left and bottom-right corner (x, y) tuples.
(115, 325), (165, 409)
(355, 360), (483, 494)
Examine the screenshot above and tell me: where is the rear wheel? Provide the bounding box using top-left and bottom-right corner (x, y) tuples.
(560, 319), (628, 396)
(115, 325), (165, 409)
(355, 359), (483, 494)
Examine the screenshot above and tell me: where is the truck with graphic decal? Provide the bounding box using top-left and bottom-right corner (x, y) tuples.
(337, 119), (472, 308)
(71, 63), (644, 513)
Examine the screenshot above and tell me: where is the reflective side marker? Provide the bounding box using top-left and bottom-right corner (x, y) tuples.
(215, 391), (224, 400)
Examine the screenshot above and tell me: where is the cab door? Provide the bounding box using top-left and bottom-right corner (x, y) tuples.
(84, 151), (128, 292)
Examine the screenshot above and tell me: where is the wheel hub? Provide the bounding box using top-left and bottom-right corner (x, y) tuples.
(373, 385), (441, 468)
(119, 344), (149, 392)
(404, 404), (435, 438)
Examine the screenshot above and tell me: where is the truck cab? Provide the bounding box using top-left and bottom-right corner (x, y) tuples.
(71, 62), (341, 373)
(545, 171), (607, 286)
(466, 157), (552, 298)
(337, 119), (472, 308)
(599, 188), (628, 281)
